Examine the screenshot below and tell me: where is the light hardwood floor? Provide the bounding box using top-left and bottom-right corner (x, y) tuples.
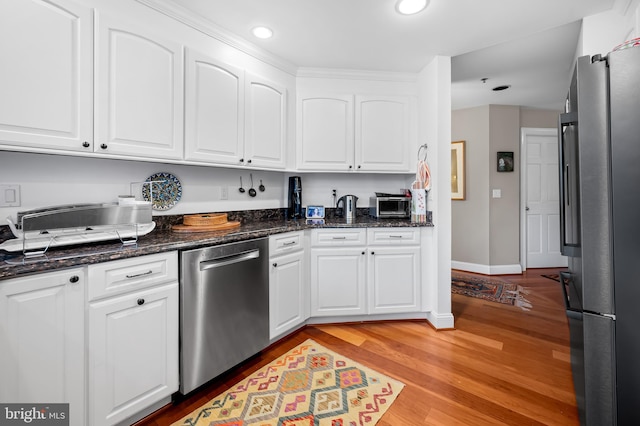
(136, 267), (578, 426)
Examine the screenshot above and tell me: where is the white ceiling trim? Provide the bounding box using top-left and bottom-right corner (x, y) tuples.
(135, 0), (299, 76)
(296, 67), (419, 83)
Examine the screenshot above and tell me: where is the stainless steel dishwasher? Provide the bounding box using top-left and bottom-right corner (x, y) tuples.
(179, 238), (269, 394)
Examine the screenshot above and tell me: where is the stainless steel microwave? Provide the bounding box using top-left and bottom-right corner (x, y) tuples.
(369, 196), (411, 218)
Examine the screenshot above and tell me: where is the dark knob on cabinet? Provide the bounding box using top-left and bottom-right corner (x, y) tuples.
(357, 165), (361, 169)
(247, 159), (252, 164)
(361, 251), (365, 255)
(371, 251), (375, 255)
(69, 275), (79, 283)
(272, 262), (278, 267)
(82, 141), (90, 148)
(137, 298), (145, 306)
(240, 158), (244, 163)
(100, 143), (108, 150)
(349, 165), (353, 169)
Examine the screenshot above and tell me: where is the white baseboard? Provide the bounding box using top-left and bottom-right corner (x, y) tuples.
(426, 311), (455, 329)
(451, 261), (522, 275)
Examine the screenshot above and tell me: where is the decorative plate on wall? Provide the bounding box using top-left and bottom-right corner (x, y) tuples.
(142, 172), (182, 210)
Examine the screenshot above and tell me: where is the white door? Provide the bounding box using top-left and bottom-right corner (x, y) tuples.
(297, 94), (354, 171)
(244, 74), (287, 169)
(310, 247), (366, 316)
(88, 282), (179, 426)
(184, 48), (245, 165)
(0, 0), (93, 152)
(95, 12), (183, 160)
(368, 246), (421, 314)
(355, 95), (411, 172)
(0, 269), (85, 426)
(521, 128), (568, 268)
(269, 250), (305, 338)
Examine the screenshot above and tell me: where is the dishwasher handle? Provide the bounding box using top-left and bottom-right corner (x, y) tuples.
(199, 249), (260, 271)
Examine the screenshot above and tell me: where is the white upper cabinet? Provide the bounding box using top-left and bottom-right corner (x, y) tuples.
(244, 73), (287, 169)
(355, 95), (411, 172)
(0, 0), (93, 153)
(95, 13), (184, 160)
(184, 49), (245, 164)
(297, 94), (354, 171)
(184, 49), (286, 170)
(297, 92), (413, 172)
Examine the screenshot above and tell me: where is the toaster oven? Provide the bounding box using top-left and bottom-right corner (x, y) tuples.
(369, 195), (411, 218)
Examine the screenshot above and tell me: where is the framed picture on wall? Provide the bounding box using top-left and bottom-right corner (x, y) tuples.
(451, 140), (465, 200)
(497, 151), (514, 172)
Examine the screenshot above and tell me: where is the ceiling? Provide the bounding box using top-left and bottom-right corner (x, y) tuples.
(166, 0), (616, 110)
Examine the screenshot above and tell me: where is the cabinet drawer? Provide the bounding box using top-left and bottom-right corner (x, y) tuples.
(269, 231), (304, 256)
(367, 228), (419, 245)
(87, 252), (178, 301)
(311, 229), (366, 246)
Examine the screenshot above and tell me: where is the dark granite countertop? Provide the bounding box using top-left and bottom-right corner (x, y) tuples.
(0, 209), (433, 281)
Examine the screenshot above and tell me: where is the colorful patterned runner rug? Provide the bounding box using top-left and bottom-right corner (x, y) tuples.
(172, 339), (404, 426)
(451, 270), (532, 310)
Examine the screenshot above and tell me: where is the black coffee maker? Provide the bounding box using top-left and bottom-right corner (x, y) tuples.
(288, 176), (302, 219)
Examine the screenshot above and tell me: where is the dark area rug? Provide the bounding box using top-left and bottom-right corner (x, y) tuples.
(451, 271), (532, 310)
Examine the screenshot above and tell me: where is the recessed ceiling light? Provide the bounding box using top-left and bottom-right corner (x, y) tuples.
(252, 26), (273, 39)
(492, 85), (511, 91)
(396, 0), (430, 15)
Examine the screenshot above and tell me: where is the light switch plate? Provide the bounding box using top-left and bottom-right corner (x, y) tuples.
(492, 189), (502, 198)
(0, 184), (21, 207)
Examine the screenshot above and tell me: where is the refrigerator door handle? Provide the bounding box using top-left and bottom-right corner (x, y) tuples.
(558, 112), (579, 256)
(559, 112), (577, 207)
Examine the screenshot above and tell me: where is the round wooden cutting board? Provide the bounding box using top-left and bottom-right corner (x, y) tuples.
(172, 213), (241, 232)
(182, 213), (228, 226)
(171, 221), (241, 233)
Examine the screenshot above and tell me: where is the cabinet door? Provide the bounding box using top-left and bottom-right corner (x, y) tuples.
(88, 282), (179, 426)
(368, 246), (421, 314)
(0, 269), (85, 426)
(95, 13), (183, 160)
(355, 95), (411, 172)
(244, 74), (287, 169)
(297, 94), (354, 171)
(0, 0), (92, 153)
(269, 250), (306, 339)
(184, 49), (245, 165)
(310, 247), (366, 316)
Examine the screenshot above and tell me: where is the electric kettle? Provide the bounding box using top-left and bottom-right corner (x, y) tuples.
(336, 195), (358, 220)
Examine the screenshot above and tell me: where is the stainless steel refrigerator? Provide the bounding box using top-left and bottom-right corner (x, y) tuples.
(558, 46), (640, 426)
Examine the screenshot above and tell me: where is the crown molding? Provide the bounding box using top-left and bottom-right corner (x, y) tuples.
(296, 67), (419, 83)
(135, 0), (298, 76)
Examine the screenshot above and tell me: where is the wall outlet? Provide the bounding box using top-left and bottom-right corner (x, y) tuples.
(220, 186), (229, 200)
(0, 184), (21, 207)
(492, 189), (502, 198)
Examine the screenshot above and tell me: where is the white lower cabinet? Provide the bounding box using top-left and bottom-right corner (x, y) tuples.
(310, 228), (421, 317)
(87, 252), (179, 426)
(0, 268), (86, 426)
(269, 232), (307, 339)
(310, 246), (367, 316)
(368, 246), (421, 314)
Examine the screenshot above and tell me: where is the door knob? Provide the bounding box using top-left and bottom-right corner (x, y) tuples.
(526, 207), (530, 211)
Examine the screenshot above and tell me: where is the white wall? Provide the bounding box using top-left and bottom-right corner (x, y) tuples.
(579, 0), (640, 57)
(0, 151), (417, 222)
(418, 55), (453, 329)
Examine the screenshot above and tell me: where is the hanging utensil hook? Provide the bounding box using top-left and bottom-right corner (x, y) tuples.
(417, 144), (428, 161)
